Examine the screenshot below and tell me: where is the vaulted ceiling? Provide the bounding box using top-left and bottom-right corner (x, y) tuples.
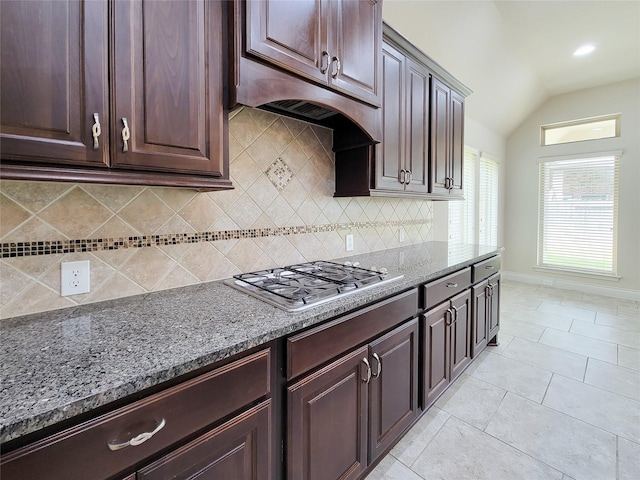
(382, 0), (640, 138)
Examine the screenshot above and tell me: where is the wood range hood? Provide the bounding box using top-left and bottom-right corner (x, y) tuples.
(230, 61), (381, 153)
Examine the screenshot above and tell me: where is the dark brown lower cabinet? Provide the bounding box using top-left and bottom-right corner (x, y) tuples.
(138, 400), (271, 480)
(422, 290), (472, 408)
(287, 319), (419, 480)
(471, 273), (501, 357)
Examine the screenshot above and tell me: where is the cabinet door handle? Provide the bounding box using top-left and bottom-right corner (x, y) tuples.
(406, 170), (412, 185)
(331, 56), (341, 78)
(400, 169), (406, 184)
(91, 113), (101, 150)
(451, 304), (461, 322)
(320, 51), (330, 74)
(371, 353), (382, 378)
(445, 282), (458, 288)
(449, 177), (454, 190)
(362, 357), (372, 384)
(445, 308), (454, 326)
(121, 118), (130, 153)
(485, 265), (495, 270)
(107, 418), (166, 451)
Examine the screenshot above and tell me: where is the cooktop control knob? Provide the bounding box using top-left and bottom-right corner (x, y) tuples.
(353, 262), (360, 267)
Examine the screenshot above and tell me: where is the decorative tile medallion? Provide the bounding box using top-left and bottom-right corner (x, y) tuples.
(266, 157), (293, 191)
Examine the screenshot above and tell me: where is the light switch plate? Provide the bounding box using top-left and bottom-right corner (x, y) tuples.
(61, 260), (90, 296)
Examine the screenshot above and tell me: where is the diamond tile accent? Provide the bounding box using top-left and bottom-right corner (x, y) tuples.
(266, 157), (294, 191)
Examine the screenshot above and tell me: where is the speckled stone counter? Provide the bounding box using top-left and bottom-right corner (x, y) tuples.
(0, 241), (500, 443)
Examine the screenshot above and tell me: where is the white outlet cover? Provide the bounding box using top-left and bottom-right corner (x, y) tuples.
(345, 234), (354, 251)
(61, 260), (90, 296)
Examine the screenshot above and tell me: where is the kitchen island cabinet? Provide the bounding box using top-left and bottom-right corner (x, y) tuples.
(0, 0), (230, 190)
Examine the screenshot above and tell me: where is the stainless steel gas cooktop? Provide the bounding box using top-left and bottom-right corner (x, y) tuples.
(224, 261), (403, 312)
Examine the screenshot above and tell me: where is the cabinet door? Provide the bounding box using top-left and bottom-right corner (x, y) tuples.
(376, 42), (405, 192)
(112, 0), (226, 175)
(404, 58), (430, 194)
(245, 0), (327, 85)
(449, 89), (465, 195)
(487, 274), (501, 341)
(471, 280), (489, 358)
(430, 77), (450, 195)
(138, 400), (271, 480)
(450, 290), (472, 381)
(288, 346), (368, 480)
(330, 0), (381, 105)
(369, 319), (419, 463)
(422, 301), (451, 408)
(0, 0), (108, 167)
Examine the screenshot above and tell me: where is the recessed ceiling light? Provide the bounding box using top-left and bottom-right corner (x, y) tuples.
(574, 44), (595, 56)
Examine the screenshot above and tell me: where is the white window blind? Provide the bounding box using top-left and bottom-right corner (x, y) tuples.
(449, 148), (499, 246)
(537, 153), (619, 275)
(479, 154), (499, 246)
(448, 149), (476, 244)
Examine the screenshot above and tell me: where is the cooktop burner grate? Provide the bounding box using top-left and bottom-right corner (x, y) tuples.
(226, 261), (403, 311)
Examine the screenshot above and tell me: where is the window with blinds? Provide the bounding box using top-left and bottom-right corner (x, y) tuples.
(449, 148), (499, 246)
(537, 152), (620, 276)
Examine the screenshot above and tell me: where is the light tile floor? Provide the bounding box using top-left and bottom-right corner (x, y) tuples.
(366, 280), (640, 480)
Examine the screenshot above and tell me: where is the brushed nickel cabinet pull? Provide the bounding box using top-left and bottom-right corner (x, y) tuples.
(451, 304), (461, 322)
(320, 51), (330, 74)
(121, 118), (130, 153)
(362, 357), (372, 384)
(400, 169), (406, 184)
(485, 265), (495, 270)
(107, 418), (165, 451)
(331, 56), (341, 78)
(91, 113), (101, 149)
(406, 170), (412, 185)
(445, 308), (454, 326)
(445, 282), (458, 288)
(372, 353), (381, 378)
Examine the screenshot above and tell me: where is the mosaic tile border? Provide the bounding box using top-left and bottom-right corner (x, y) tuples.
(0, 220), (429, 258)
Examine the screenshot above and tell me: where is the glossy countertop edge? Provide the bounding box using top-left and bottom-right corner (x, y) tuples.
(0, 242), (501, 443)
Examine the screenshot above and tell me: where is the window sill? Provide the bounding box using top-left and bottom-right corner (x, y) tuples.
(534, 266), (620, 282)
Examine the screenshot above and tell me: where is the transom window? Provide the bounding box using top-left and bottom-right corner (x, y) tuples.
(541, 114), (620, 146)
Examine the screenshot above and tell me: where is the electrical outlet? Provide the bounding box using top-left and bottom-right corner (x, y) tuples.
(398, 227), (406, 242)
(61, 260), (90, 296)
(345, 234), (354, 252)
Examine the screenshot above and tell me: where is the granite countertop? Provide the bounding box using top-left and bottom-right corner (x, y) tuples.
(0, 241), (501, 444)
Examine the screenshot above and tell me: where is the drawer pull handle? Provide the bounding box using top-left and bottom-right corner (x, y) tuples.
(108, 418), (166, 451)
(485, 265), (495, 269)
(372, 353), (382, 378)
(362, 357), (372, 384)
(446, 282), (458, 288)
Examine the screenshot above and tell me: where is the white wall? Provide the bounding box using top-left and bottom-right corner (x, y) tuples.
(504, 79), (640, 296)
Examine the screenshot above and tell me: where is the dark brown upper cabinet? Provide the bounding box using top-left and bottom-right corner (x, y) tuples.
(334, 22), (471, 199)
(244, 0), (381, 107)
(0, 0), (231, 191)
(374, 41), (430, 194)
(0, 0), (109, 168)
(430, 77), (465, 197)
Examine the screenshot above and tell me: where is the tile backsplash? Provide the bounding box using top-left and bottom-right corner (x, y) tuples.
(0, 107), (433, 319)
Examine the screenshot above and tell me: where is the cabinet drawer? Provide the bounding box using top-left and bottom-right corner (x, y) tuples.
(472, 256), (501, 283)
(287, 289), (418, 380)
(0, 348), (271, 480)
(421, 268), (471, 311)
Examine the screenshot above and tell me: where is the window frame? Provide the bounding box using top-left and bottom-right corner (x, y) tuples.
(540, 113), (621, 147)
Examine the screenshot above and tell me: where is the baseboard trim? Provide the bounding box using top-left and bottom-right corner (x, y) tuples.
(501, 271), (640, 301)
